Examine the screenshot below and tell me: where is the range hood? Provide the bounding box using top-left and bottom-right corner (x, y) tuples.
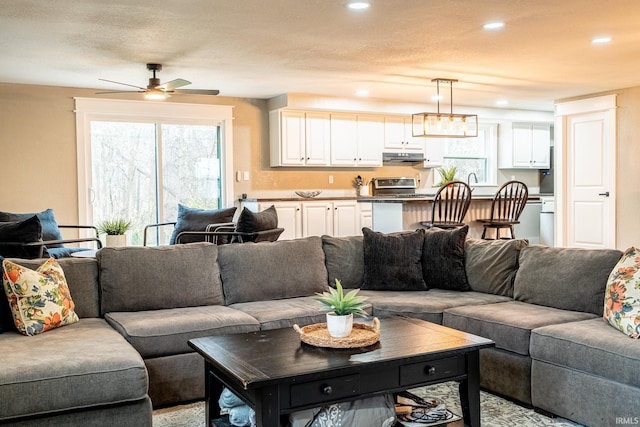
(382, 152), (427, 164)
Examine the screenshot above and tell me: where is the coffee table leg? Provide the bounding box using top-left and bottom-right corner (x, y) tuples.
(205, 361), (223, 425)
(459, 350), (481, 427)
(254, 385), (280, 427)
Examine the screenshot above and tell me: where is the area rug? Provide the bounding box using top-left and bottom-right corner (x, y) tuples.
(153, 381), (584, 427)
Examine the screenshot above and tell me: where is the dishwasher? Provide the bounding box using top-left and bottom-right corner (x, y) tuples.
(514, 201), (541, 243)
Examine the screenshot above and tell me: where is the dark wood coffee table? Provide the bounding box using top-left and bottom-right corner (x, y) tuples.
(188, 316), (494, 427)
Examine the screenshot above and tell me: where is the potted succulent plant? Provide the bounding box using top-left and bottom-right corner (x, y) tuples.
(97, 218), (132, 247)
(315, 279), (368, 338)
(435, 165), (458, 187)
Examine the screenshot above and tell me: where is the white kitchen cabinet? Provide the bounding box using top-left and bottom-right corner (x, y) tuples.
(260, 201), (302, 240)
(421, 139), (445, 168)
(302, 201), (334, 237)
(509, 123), (551, 169)
(357, 202), (372, 234)
(269, 110), (330, 167)
(356, 114), (384, 166)
(384, 115), (424, 151)
(332, 201), (359, 237)
(330, 113), (383, 167)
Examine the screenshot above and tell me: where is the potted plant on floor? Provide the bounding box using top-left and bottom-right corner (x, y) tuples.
(97, 218), (132, 247)
(315, 279), (368, 338)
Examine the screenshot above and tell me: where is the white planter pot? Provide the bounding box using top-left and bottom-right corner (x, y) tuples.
(105, 234), (127, 248)
(326, 312), (353, 338)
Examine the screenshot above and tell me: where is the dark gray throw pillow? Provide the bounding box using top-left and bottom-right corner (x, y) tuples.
(322, 235), (364, 289)
(0, 208), (64, 248)
(169, 204), (237, 244)
(236, 205), (278, 233)
(361, 228), (427, 291)
(0, 255), (17, 333)
(422, 225), (470, 291)
(0, 216), (45, 259)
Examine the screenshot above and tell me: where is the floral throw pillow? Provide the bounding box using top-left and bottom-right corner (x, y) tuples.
(604, 247), (640, 338)
(2, 258), (79, 336)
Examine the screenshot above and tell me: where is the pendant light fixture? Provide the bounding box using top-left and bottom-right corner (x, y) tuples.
(412, 78), (478, 138)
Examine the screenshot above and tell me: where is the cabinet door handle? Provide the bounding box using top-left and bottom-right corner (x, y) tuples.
(598, 191), (610, 197)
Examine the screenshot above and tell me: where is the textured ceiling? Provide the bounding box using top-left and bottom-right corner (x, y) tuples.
(2, 0), (640, 111)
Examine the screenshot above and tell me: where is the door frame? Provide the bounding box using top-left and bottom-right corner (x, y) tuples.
(554, 94), (617, 248)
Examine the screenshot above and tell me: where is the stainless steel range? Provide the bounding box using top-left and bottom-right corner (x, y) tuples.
(371, 177), (419, 197)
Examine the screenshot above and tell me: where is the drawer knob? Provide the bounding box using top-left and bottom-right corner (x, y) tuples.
(425, 366), (436, 375)
(322, 385), (333, 395)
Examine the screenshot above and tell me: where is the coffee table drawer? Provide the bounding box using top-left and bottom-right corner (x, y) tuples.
(290, 374), (360, 407)
(399, 356), (465, 386)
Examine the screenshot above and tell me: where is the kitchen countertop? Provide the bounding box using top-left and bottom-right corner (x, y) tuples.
(241, 194), (546, 203)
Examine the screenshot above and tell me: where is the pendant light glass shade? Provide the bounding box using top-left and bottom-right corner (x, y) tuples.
(412, 79), (478, 138)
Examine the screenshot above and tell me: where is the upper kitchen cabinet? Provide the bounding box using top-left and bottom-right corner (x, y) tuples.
(500, 122), (552, 169)
(330, 113), (383, 167)
(384, 115), (424, 151)
(270, 110), (330, 167)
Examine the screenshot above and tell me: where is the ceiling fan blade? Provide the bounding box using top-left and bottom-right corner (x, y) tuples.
(99, 78), (147, 90)
(160, 78), (191, 90)
(95, 90), (145, 94)
(173, 89), (220, 96)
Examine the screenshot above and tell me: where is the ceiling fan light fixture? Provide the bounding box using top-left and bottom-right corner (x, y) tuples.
(144, 88), (167, 100)
(412, 78), (478, 138)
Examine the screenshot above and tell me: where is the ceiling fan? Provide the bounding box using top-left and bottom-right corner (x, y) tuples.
(97, 63), (219, 99)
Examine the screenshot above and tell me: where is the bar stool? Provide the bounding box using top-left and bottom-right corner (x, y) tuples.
(420, 180), (472, 229)
(476, 180), (528, 239)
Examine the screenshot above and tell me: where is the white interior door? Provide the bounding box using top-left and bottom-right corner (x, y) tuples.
(556, 95), (616, 249)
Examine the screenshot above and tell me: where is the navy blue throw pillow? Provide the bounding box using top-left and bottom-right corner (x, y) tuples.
(0, 209), (64, 248)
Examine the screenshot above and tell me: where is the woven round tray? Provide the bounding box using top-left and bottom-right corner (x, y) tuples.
(293, 317), (380, 348)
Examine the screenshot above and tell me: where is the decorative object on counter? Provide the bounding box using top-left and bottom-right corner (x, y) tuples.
(353, 175), (370, 197)
(293, 317), (380, 348)
(435, 166), (458, 187)
(97, 217), (132, 247)
(315, 279), (368, 337)
(412, 78), (478, 138)
(294, 190), (322, 198)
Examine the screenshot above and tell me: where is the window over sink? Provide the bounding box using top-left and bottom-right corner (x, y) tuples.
(437, 123), (498, 186)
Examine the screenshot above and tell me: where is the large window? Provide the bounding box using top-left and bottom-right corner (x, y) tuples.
(75, 98), (233, 245)
(439, 123), (497, 185)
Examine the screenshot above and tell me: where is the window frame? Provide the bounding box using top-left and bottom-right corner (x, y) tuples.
(74, 98), (234, 227)
(437, 122), (498, 186)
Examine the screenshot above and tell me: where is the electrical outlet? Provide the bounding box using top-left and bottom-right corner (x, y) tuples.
(243, 171), (250, 181)
(329, 175), (334, 184)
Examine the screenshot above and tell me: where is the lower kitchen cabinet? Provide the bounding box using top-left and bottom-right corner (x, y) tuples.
(259, 200), (368, 239)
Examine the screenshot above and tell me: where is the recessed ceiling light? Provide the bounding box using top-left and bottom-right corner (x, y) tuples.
(483, 22), (504, 30)
(496, 100), (509, 106)
(348, 2), (370, 10)
(431, 95), (443, 101)
(592, 36), (612, 44)
(356, 89), (369, 96)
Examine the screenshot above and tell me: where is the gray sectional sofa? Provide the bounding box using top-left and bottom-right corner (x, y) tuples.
(1, 232), (639, 427)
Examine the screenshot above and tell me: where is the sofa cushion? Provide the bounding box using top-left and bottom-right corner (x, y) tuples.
(603, 247), (640, 338)
(464, 238), (528, 297)
(514, 245), (622, 315)
(531, 317), (640, 388)
(2, 258), (79, 336)
(361, 228), (427, 291)
(360, 289), (511, 325)
(105, 306), (260, 358)
(322, 235), (364, 289)
(228, 296), (368, 331)
(0, 208), (64, 248)
(98, 243), (224, 314)
(443, 301), (596, 355)
(422, 225), (470, 291)
(169, 204), (237, 244)
(0, 216), (45, 258)
(218, 236), (328, 304)
(0, 318), (148, 421)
